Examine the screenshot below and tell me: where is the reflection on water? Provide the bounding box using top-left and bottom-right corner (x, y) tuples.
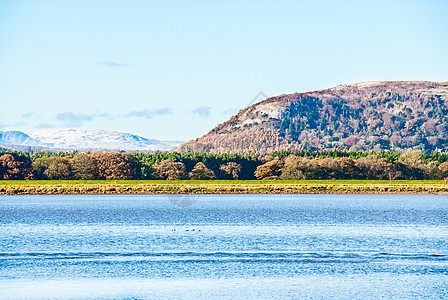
(1, 194), (448, 299)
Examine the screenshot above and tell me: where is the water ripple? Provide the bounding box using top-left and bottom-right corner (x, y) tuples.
(1, 251), (447, 262)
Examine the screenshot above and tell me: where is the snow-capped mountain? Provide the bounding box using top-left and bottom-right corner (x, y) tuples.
(0, 131), (39, 146)
(1, 129), (183, 151)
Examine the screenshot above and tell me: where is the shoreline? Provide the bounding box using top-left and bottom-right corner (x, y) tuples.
(2, 182), (448, 195)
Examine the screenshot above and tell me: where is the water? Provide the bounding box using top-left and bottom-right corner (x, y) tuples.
(1, 194), (448, 299)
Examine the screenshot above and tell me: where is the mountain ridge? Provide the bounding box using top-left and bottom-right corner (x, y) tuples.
(1, 129), (183, 152)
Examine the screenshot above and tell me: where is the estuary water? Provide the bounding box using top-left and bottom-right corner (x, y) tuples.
(1, 194), (447, 299)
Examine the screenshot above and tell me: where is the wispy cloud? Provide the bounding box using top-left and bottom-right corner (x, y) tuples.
(34, 123), (54, 129)
(191, 106), (211, 118)
(126, 108), (173, 119)
(22, 112), (35, 119)
(27, 108), (173, 129)
(99, 61), (128, 67)
(94, 113), (115, 120)
(0, 120), (24, 129)
(56, 112), (93, 127)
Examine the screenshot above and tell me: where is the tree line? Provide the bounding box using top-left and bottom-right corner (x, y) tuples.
(1, 150), (448, 181)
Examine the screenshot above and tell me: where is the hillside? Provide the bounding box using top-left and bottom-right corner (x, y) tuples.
(186, 81), (448, 153)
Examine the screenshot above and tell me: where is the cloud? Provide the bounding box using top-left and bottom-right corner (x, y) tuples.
(34, 123), (54, 129)
(0, 119), (24, 129)
(126, 108), (173, 119)
(94, 113), (115, 120)
(99, 61), (128, 67)
(22, 112), (35, 119)
(191, 106), (211, 118)
(56, 112), (93, 127)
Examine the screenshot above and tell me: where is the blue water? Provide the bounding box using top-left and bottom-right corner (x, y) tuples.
(1, 194), (448, 299)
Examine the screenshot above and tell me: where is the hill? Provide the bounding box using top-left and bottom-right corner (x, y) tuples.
(185, 81), (448, 153)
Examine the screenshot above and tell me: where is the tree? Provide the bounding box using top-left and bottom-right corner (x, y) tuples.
(0, 154), (34, 180)
(334, 157), (361, 179)
(426, 161), (441, 180)
(355, 155), (389, 180)
(45, 158), (72, 180)
(254, 159), (283, 180)
(32, 157), (72, 180)
(189, 162), (215, 180)
(32, 157), (50, 179)
(153, 159), (186, 180)
(385, 163), (402, 183)
(317, 158), (342, 179)
(439, 161), (448, 183)
(280, 155), (307, 180)
(398, 150), (427, 179)
(92, 153), (139, 180)
(219, 162), (242, 180)
(70, 154), (98, 180)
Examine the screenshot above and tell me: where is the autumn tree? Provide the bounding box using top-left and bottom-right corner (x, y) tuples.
(398, 150), (427, 179)
(385, 163), (402, 183)
(219, 162), (242, 180)
(438, 161), (448, 183)
(355, 155), (389, 180)
(280, 155), (309, 180)
(0, 154), (34, 180)
(316, 158), (342, 179)
(189, 162), (215, 180)
(92, 153), (139, 180)
(426, 161), (441, 180)
(32, 157), (72, 180)
(153, 159), (186, 180)
(334, 157), (361, 179)
(70, 154), (98, 180)
(254, 159), (283, 180)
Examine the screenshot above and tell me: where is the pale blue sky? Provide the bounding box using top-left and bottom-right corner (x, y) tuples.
(1, 0), (447, 140)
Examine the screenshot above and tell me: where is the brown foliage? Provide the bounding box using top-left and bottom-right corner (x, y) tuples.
(220, 162), (242, 180)
(280, 155), (310, 179)
(32, 157), (72, 180)
(255, 159), (283, 180)
(0, 154), (34, 180)
(439, 162), (448, 183)
(153, 159), (186, 180)
(91, 153), (138, 180)
(189, 162), (215, 180)
(70, 154), (98, 180)
(355, 155), (389, 180)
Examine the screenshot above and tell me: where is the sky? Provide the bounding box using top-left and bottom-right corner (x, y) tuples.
(0, 0), (447, 141)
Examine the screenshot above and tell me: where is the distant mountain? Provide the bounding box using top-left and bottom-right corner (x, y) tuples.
(1, 129), (183, 152)
(185, 81), (448, 153)
(0, 131), (39, 146)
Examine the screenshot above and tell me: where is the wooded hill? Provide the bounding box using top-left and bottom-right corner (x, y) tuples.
(184, 81), (448, 153)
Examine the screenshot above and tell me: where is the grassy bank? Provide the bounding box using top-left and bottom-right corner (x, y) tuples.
(1, 180), (448, 195)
